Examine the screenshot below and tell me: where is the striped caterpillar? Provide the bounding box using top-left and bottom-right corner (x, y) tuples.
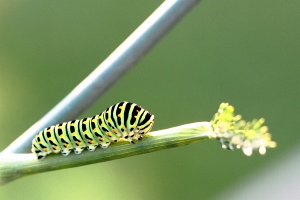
(31, 101), (154, 159)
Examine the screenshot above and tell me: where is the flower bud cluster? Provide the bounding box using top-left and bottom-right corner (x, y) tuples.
(210, 103), (276, 156)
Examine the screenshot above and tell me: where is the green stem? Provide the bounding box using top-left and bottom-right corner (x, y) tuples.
(0, 122), (212, 186)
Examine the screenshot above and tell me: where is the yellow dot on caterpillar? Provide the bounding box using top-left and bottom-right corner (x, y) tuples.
(99, 138), (104, 141)
(76, 142), (80, 145)
(43, 148), (48, 152)
(107, 118), (111, 122)
(113, 129), (117, 133)
(107, 132), (111, 137)
(117, 114), (121, 117)
(94, 128), (97, 132)
(63, 144), (68, 148)
(71, 123), (75, 126)
(119, 106), (122, 109)
(53, 146), (57, 150)
(134, 115), (137, 118)
(83, 130), (87, 134)
(72, 132), (76, 136)
(92, 119), (96, 122)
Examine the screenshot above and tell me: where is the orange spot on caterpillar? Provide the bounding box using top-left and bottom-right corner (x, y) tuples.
(99, 138), (104, 141)
(121, 125), (125, 131)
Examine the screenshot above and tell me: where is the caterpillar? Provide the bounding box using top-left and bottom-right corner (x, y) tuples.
(31, 101), (154, 160)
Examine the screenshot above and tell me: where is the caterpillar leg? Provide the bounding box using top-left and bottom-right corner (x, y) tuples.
(32, 143), (47, 160)
(74, 146), (86, 154)
(87, 145), (98, 151)
(61, 149), (72, 156)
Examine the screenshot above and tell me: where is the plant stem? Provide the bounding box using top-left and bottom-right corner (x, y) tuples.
(0, 122), (212, 186)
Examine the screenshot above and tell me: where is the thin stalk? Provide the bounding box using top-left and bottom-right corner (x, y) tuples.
(2, 0), (199, 154)
(0, 122), (212, 186)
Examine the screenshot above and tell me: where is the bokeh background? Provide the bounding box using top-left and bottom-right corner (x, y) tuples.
(0, 1), (299, 199)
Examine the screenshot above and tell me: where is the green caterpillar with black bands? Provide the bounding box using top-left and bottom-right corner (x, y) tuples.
(31, 101), (155, 160)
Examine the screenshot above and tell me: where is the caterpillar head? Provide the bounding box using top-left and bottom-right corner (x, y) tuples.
(137, 113), (155, 136)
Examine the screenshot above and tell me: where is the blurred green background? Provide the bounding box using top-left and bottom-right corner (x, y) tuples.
(0, 0), (299, 199)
